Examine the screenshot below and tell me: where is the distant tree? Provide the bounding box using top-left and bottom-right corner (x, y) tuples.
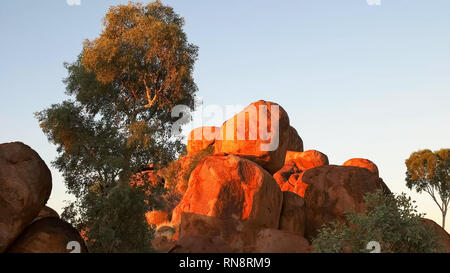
(312, 191), (446, 253)
(405, 149), (450, 229)
(36, 1), (198, 252)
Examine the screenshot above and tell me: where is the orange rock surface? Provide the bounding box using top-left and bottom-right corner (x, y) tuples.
(171, 154), (283, 229)
(187, 126), (220, 154)
(145, 210), (169, 227)
(343, 158), (379, 176)
(285, 150), (329, 171)
(214, 100), (291, 174)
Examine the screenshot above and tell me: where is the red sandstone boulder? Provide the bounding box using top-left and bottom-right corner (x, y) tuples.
(214, 100), (291, 174)
(0, 142), (52, 252)
(287, 126), (304, 152)
(254, 229), (311, 253)
(279, 191), (306, 236)
(285, 150), (329, 171)
(171, 155), (283, 229)
(187, 126), (220, 154)
(422, 218), (450, 252)
(343, 158), (379, 176)
(7, 218), (88, 253)
(302, 165), (390, 239)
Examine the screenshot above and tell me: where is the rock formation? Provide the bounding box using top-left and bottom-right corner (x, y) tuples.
(149, 100), (399, 253)
(171, 154), (283, 228)
(343, 158), (379, 176)
(7, 218), (88, 253)
(302, 165), (390, 239)
(187, 126), (220, 154)
(214, 100), (291, 174)
(0, 142), (86, 253)
(0, 142), (52, 252)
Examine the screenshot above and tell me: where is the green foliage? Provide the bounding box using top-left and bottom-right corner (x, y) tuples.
(405, 149), (450, 228)
(312, 191), (447, 253)
(82, 1), (198, 110)
(67, 184), (154, 253)
(36, 1), (197, 252)
(160, 145), (214, 194)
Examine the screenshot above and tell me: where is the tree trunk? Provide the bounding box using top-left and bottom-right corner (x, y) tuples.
(443, 210), (447, 229)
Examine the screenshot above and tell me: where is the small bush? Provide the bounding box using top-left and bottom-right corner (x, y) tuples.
(312, 191), (447, 253)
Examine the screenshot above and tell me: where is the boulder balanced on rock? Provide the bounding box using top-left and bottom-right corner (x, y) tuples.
(214, 100), (291, 174)
(0, 142), (52, 252)
(343, 158), (379, 176)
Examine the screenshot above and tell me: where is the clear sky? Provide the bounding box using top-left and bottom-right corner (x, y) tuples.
(1, 0), (449, 230)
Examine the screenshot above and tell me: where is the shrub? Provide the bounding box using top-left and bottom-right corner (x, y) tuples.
(312, 191), (447, 253)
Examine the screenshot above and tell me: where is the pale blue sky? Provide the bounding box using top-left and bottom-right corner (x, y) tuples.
(0, 0), (449, 230)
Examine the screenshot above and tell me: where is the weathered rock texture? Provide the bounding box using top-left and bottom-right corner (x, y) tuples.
(0, 142), (52, 252)
(285, 150), (329, 171)
(171, 155), (283, 229)
(214, 100), (291, 174)
(7, 218), (88, 253)
(343, 158), (379, 176)
(286, 126), (304, 152)
(187, 126), (220, 154)
(279, 191), (306, 236)
(302, 165), (390, 239)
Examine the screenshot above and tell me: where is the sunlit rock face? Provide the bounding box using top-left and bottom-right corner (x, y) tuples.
(187, 126), (220, 154)
(0, 142), (52, 252)
(146, 210), (169, 227)
(171, 154), (283, 229)
(214, 100), (291, 174)
(285, 150), (329, 171)
(343, 158), (379, 176)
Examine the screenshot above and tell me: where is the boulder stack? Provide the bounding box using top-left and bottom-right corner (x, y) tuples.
(0, 142), (87, 253)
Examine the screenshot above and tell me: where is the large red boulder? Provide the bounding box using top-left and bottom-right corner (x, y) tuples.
(285, 150), (329, 171)
(187, 126), (220, 154)
(0, 142), (52, 252)
(7, 218), (88, 253)
(214, 100), (291, 174)
(279, 191), (306, 236)
(302, 165), (390, 239)
(171, 155), (283, 230)
(343, 158), (379, 176)
(287, 126), (304, 152)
